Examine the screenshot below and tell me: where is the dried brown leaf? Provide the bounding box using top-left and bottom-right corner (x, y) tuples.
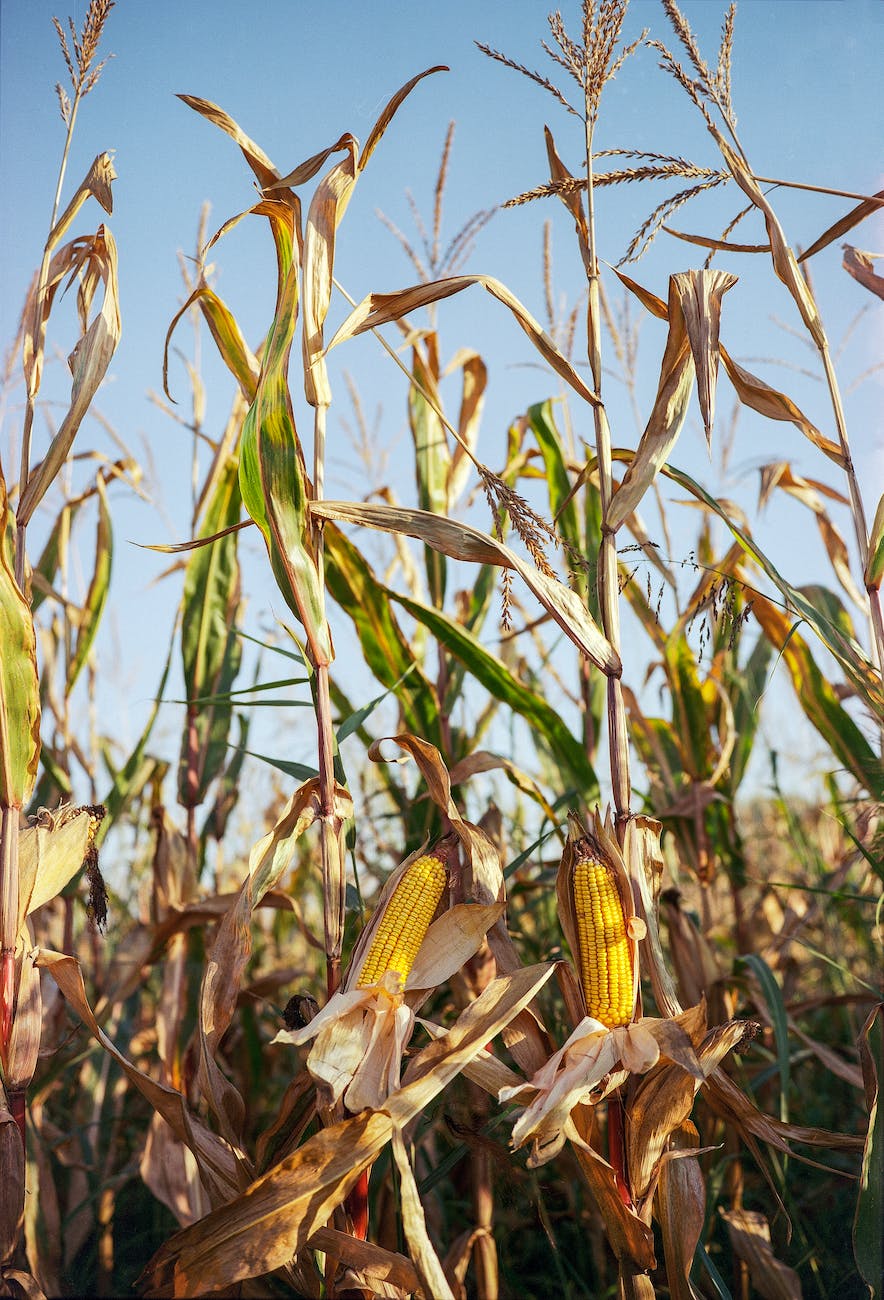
(663, 224), (768, 254)
(18, 227), (121, 527)
(717, 138), (826, 348)
(607, 275), (695, 531)
(140, 964), (554, 1296)
(46, 152), (115, 252)
(140, 1115), (207, 1228)
(720, 1207), (802, 1300)
(306, 1227), (419, 1295)
(721, 350), (843, 465)
(35, 949), (245, 1206)
(392, 1127), (455, 1300)
(842, 244), (884, 300)
(569, 1106), (657, 1270)
(177, 95), (281, 192)
(671, 268), (736, 443)
(657, 1121), (705, 1300)
(799, 190), (884, 262)
(301, 138), (358, 407)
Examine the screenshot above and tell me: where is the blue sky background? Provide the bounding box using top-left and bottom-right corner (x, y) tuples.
(1, 0), (882, 813)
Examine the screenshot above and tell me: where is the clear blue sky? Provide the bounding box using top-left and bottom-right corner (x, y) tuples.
(1, 0), (882, 801)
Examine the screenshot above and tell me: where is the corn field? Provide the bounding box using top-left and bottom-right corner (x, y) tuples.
(1, 2), (882, 1297)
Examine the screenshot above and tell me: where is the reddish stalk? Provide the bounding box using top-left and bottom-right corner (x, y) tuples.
(607, 1092), (632, 1209)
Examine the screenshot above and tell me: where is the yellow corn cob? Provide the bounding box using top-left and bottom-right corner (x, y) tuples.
(573, 852), (633, 1028)
(357, 855), (447, 987)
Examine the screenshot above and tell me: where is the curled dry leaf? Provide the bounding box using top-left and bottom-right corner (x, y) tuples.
(672, 268), (736, 444)
(606, 274), (695, 532)
(45, 151), (116, 252)
(613, 265), (841, 465)
(758, 462), (864, 610)
(720, 1207), (802, 1300)
(176, 94), (281, 193)
(307, 1226), (419, 1296)
(311, 499), (620, 674)
(18, 226), (121, 527)
(842, 244), (884, 301)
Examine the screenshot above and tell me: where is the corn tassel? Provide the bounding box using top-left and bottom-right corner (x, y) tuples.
(357, 854), (447, 987)
(573, 851), (634, 1028)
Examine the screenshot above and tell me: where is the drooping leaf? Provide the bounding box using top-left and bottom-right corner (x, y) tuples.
(842, 245), (884, 301)
(237, 204), (330, 666)
(311, 499), (619, 675)
(164, 282), (259, 404)
(798, 189), (884, 263)
(671, 268), (736, 444)
(327, 273), (601, 409)
(389, 587), (598, 796)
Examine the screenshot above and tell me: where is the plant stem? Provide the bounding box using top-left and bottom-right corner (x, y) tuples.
(15, 86), (83, 590)
(0, 805), (19, 1065)
(584, 108), (631, 826)
(312, 402), (344, 999)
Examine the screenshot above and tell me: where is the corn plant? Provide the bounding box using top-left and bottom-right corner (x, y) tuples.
(3, 2), (881, 1298)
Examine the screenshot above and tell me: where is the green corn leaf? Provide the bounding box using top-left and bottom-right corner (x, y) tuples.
(67, 475), (113, 693)
(323, 523), (441, 747)
(337, 667), (417, 745)
(726, 633), (773, 793)
(409, 341), (449, 607)
(664, 634), (714, 782)
(179, 456), (243, 809)
(527, 400), (582, 560)
(238, 204), (330, 667)
(389, 589), (598, 798)
(753, 592), (882, 797)
(0, 474), (40, 809)
(232, 745), (317, 783)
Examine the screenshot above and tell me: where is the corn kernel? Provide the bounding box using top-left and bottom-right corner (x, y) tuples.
(357, 855), (447, 987)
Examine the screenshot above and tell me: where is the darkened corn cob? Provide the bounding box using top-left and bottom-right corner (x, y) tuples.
(573, 851), (634, 1028)
(357, 854), (447, 987)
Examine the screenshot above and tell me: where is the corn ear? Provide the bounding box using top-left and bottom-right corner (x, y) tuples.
(556, 811), (643, 1028)
(356, 853), (447, 988)
(572, 851), (633, 1027)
